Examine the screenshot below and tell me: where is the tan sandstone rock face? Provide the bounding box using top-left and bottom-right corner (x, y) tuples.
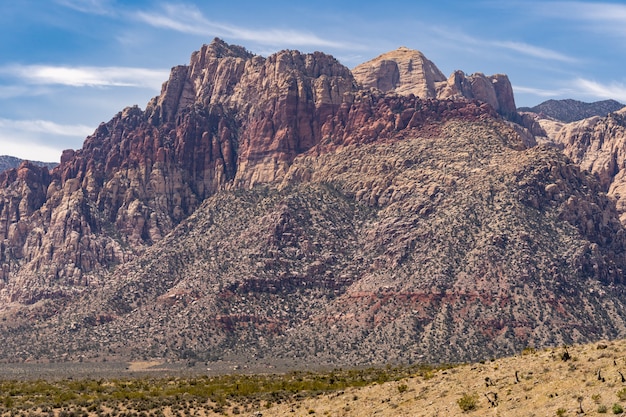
(353, 48), (518, 120)
(352, 47), (446, 98)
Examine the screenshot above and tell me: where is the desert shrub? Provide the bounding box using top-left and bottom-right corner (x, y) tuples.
(599, 404), (608, 413)
(457, 393), (478, 412)
(556, 408), (567, 416)
(617, 388), (626, 401)
(613, 403), (624, 414)
(397, 384), (408, 393)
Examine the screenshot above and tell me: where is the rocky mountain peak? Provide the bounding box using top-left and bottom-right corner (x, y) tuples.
(352, 47), (517, 120)
(352, 47), (446, 98)
(203, 37), (253, 59)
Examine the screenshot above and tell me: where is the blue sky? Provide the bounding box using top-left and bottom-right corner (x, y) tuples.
(1, 0), (626, 162)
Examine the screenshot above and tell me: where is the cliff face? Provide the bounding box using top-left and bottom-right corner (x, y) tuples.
(1, 39), (626, 366)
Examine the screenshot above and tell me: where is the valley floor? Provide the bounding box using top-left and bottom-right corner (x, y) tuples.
(1, 339), (625, 416)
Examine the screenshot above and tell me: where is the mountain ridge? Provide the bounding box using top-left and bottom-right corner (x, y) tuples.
(519, 98), (625, 123)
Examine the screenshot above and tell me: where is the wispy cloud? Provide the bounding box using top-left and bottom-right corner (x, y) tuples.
(492, 41), (577, 63)
(55, 0), (115, 16)
(514, 79), (626, 103)
(0, 119), (95, 161)
(534, 2), (626, 37)
(0, 65), (168, 89)
(513, 85), (572, 97)
(0, 138), (63, 163)
(0, 119), (94, 137)
(572, 78), (626, 102)
(134, 3), (355, 49)
(431, 26), (576, 63)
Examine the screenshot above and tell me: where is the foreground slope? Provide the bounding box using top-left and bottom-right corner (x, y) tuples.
(0, 39), (626, 366)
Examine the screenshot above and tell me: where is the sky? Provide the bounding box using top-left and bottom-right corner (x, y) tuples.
(1, 0), (626, 162)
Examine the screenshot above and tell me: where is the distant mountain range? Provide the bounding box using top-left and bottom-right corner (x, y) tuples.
(0, 155), (57, 172)
(518, 98), (625, 123)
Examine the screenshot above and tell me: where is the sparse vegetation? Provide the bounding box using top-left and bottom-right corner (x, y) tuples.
(457, 392), (478, 412)
(0, 338), (623, 416)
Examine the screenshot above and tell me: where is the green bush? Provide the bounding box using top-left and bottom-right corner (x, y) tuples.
(457, 393), (478, 412)
(613, 403), (624, 414)
(556, 407), (566, 416)
(599, 404), (608, 413)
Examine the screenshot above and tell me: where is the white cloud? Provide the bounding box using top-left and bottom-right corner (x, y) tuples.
(513, 85), (572, 97)
(0, 119), (95, 162)
(492, 41), (577, 63)
(430, 26), (576, 63)
(0, 119), (94, 137)
(135, 3), (355, 49)
(55, 0), (115, 16)
(0, 65), (168, 89)
(0, 139), (62, 163)
(514, 79), (626, 104)
(572, 78), (626, 102)
(535, 2), (626, 37)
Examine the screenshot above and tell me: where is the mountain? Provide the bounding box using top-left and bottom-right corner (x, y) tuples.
(519, 99), (625, 123)
(0, 155), (58, 172)
(1, 39), (626, 367)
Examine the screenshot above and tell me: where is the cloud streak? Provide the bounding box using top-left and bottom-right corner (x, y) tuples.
(0, 65), (168, 89)
(492, 41), (577, 63)
(55, 0), (115, 16)
(431, 26), (576, 63)
(534, 2), (626, 37)
(514, 78), (626, 103)
(0, 119), (95, 161)
(135, 3), (355, 49)
(0, 118), (94, 137)
(572, 78), (626, 102)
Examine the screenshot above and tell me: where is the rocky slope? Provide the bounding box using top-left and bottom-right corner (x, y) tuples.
(1, 39), (626, 367)
(526, 108), (626, 225)
(519, 98), (625, 123)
